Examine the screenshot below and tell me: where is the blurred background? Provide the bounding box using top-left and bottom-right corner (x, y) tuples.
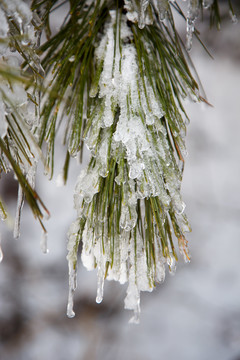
(0, 3), (240, 360)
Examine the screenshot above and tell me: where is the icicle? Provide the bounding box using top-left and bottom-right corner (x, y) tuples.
(40, 231), (49, 254)
(67, 261), (77, 318)
(0, 235), (3, 263)
(186, 18), (194, 51)
(129, 306), (140, 324)
(139, 0), (150, 29)
(186, 0), (199, 51)
(157, 0), (169, 21)
(229, 10), (238, 24)
(125, 282), (141, 324)
(96, 264), (105, 304)
(13, 185), (24, 239)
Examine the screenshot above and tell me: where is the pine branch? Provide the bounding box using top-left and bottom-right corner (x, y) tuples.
(0, 0), (237, 321)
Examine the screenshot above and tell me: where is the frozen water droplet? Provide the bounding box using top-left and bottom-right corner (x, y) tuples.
(167, 253), (176, 274)
(129, 307), (140, 324)
(67, 261), (77, 318)
(186, 0), (199, 50)
(21, 36), (29, 46)
(96, 266), (104, 304)
(68, 55), (75, 62)
(176, 201), (186, 215)
(14, 185), (24, 239)
(186, 18), (194, 51)
(157, 0), (169, 21)
(138, 0), (149, 29)
(67, 287), (75, 318)
(229, 10), (238, 24)
(40, 231), (49, 254)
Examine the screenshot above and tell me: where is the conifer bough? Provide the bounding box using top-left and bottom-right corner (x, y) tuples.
(0, 0), (236, 322)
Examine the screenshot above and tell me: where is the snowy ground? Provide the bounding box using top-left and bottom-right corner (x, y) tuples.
(1, 11), (240, 360)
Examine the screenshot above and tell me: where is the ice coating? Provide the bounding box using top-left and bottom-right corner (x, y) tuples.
(67, 10), (191, 322)
(124, 0), (170, 27)
(0, 0), (32, 33)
